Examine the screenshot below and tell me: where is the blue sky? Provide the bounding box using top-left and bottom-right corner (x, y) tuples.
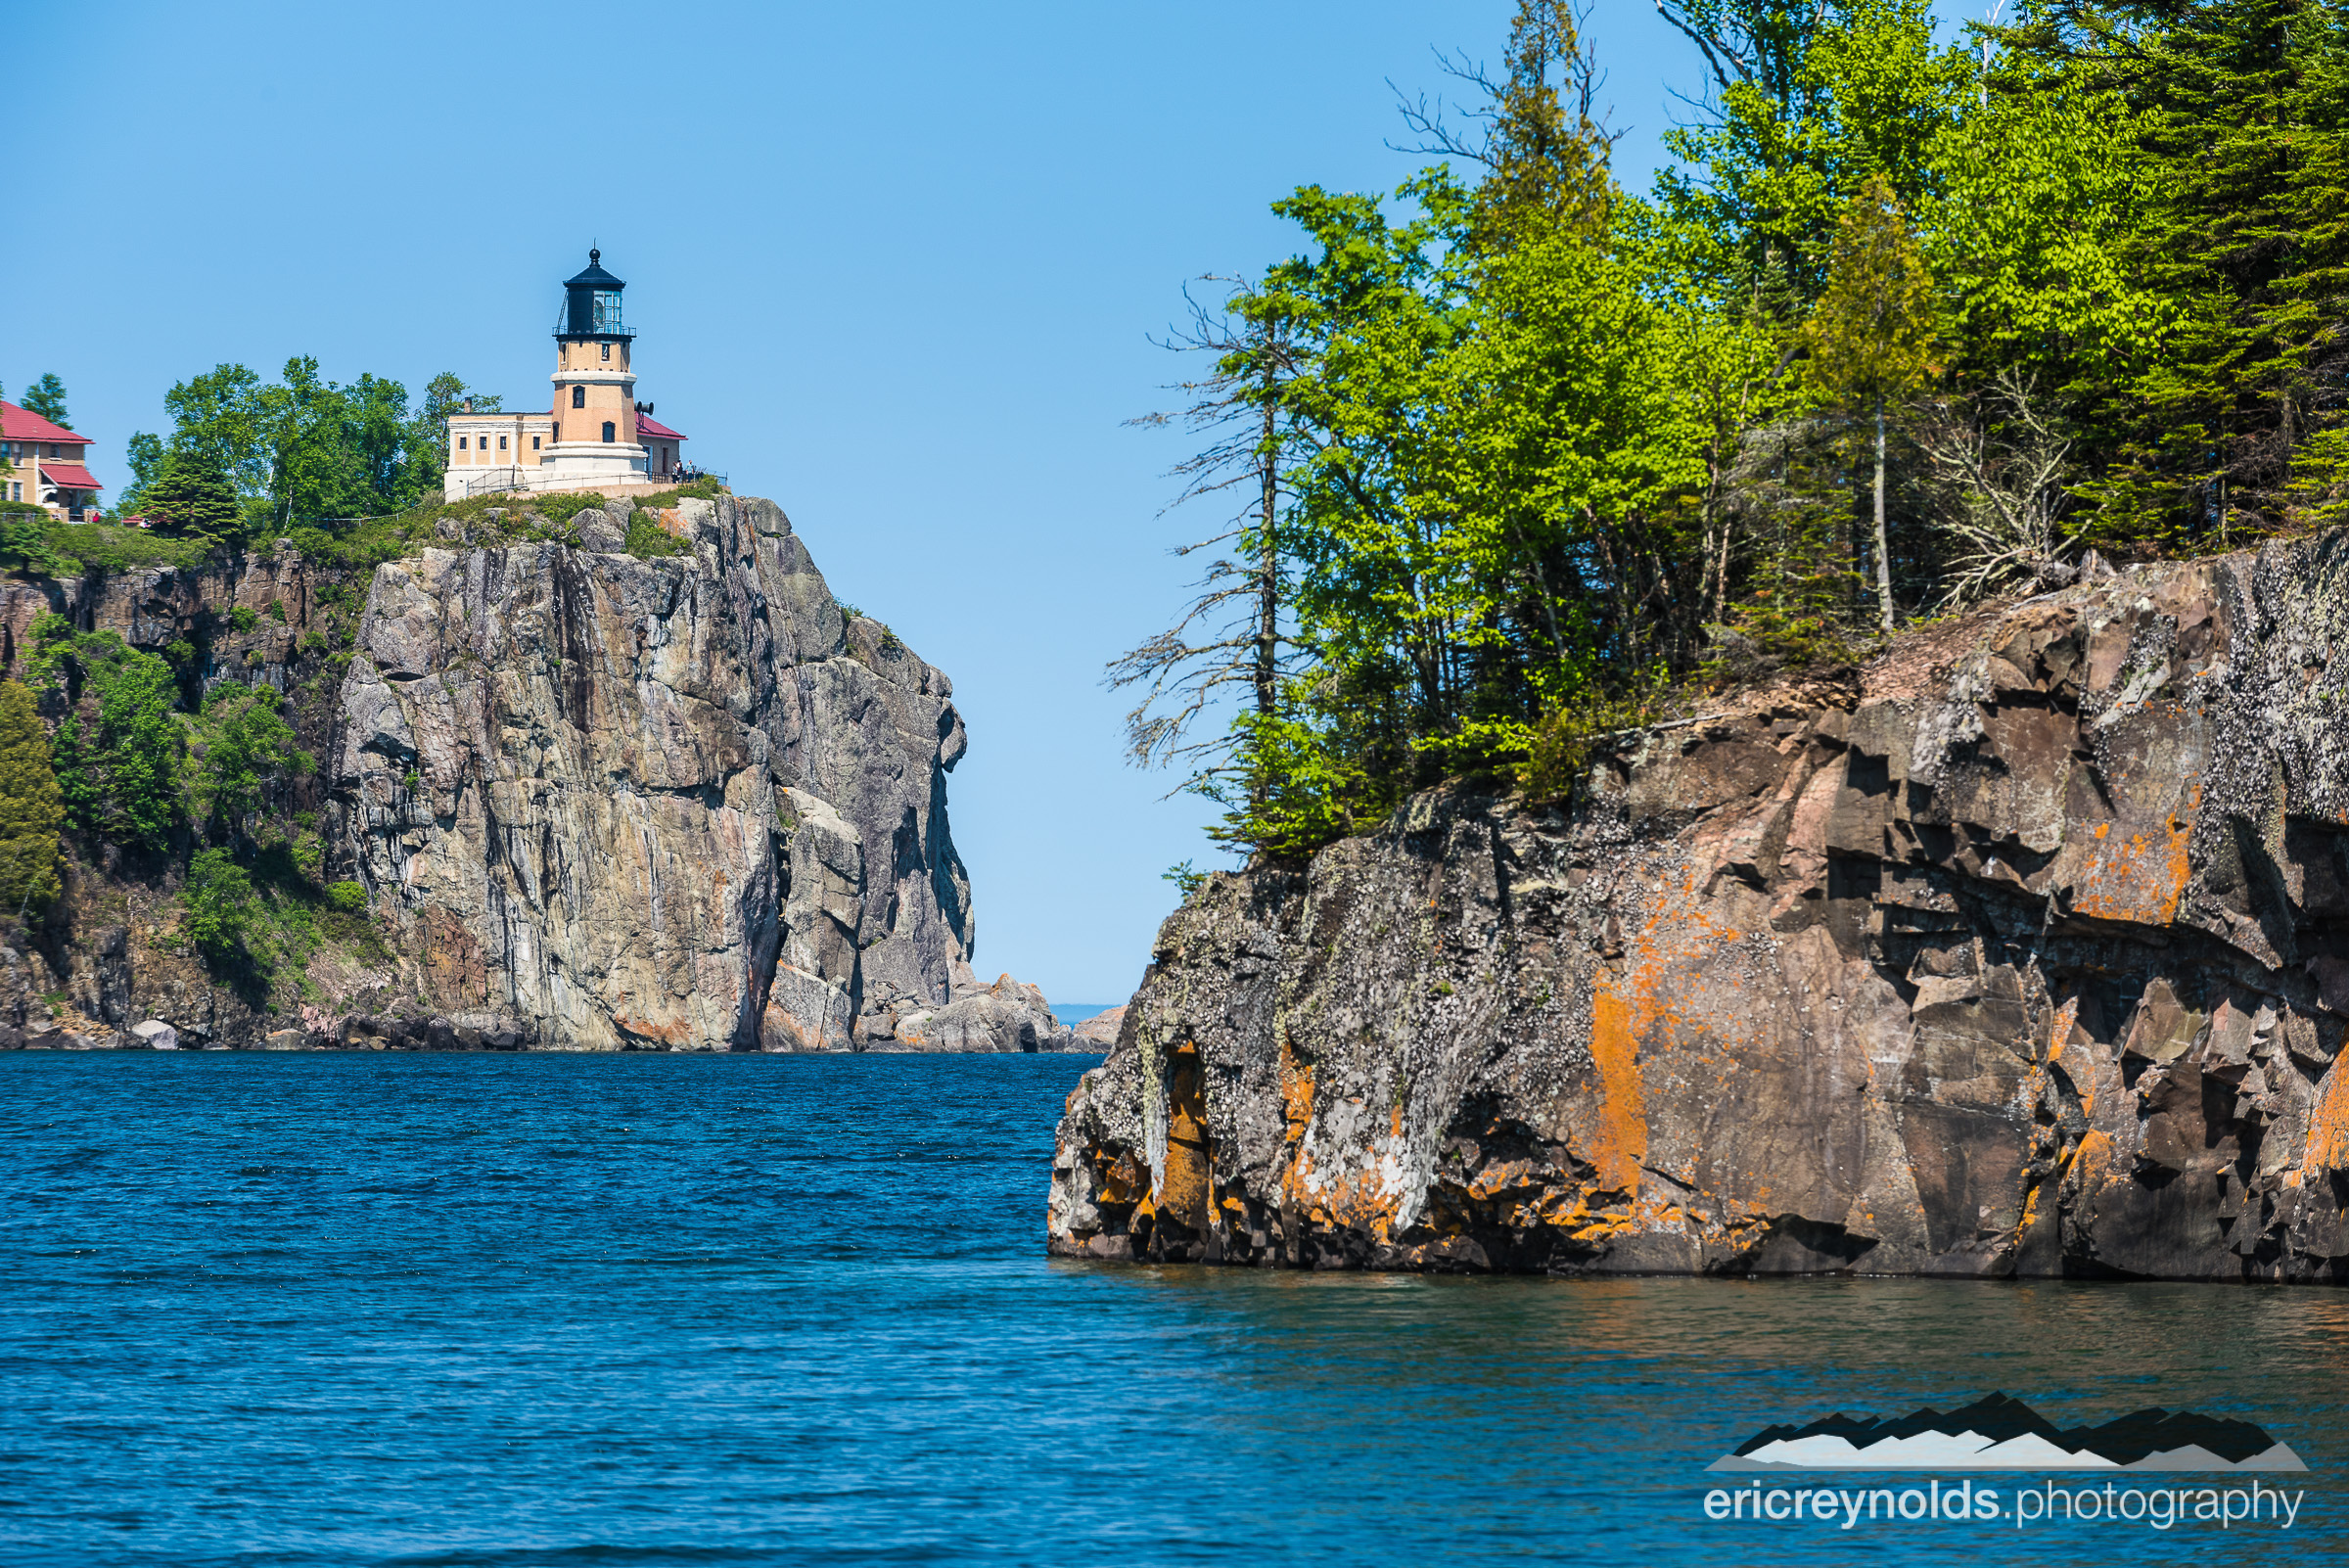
(8, 1), (1983, 1005)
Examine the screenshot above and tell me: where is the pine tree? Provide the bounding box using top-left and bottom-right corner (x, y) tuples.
(2066, 0), (2349, 545)
(141, 449), (242, 536)
(20, 374), (68, 428)
(0, 680), (65, 913)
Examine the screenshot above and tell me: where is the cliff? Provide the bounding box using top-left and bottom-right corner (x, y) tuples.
(1049, 530), (2349, 1283)
(0, 494), (1069, 1053)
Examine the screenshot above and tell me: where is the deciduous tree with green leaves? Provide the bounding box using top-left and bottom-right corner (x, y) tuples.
(190, 685), (312, 844)
(1802, 176), (1937, 630)
(0, 679), (64, 914)
(31, 617), (186, 853)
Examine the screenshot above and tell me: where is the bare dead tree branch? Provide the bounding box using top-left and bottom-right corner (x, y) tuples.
(1108, 279), (1310, 791)
(1915, 370), (2084, 609)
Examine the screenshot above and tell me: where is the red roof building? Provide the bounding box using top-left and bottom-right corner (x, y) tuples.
(1, 399), (102, 520)
(632, 411), (689, 480)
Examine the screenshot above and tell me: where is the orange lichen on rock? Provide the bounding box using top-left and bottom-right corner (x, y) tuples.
(1156, 1042), (1215, 1228)
(613, 1011), (690, 1046)
(2069, 1128), (2115, 1194)
(1095, 1149), (1147, 1206)
(2068, 785), (2197, 926)
(1585, 989), (1648, 1191)
(2301, 1057), (2349, 1176)
(1578, 868), (1732, 1194)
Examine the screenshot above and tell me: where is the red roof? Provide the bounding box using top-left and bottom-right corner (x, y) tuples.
(40, 461), (102, 491)
(635, 412), (688, 442)
(1, 400), (88, 445)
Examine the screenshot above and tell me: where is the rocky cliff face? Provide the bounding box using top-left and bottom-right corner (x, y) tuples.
(0, 494), (1070, 1053)
(331, 494), (1069, 1052)
(1050, 531), (2349, 1283)
(0, 547), (355, 1049)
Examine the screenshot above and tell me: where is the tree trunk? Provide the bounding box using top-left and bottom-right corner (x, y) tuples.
(1872, 396), (1894, 634)
(1255, 396), (1278, 723)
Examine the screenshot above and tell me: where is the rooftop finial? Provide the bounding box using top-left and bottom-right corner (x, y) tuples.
(589, 246), (600, 264)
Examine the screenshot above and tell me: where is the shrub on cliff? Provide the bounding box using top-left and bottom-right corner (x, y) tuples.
(182, 849), (257, 970)
(0, 680), (65, 912)
(623, 511), (690, 559)
(189, 686), (313, 846)
(30, 617), (186, 853)
(38, 524), (208, 577)
(0, 503), (68, 579)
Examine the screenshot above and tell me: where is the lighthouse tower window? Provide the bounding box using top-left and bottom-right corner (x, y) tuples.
(601, 342), (611, 361)
(602, 421), (616, 443)
(572, 385), (586, 408)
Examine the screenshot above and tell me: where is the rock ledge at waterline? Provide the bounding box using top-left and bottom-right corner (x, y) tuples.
(1051, 530), (2349, 1280)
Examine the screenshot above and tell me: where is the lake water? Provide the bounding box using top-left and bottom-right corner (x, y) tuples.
(5, 1052), (2347, 1566)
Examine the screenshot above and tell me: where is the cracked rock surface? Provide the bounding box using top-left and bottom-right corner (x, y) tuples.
(331, 494), (985, 1051)
(1051, 531), (2349, 1280)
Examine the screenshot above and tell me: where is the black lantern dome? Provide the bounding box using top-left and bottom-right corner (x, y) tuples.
(557, 248), (631, 341)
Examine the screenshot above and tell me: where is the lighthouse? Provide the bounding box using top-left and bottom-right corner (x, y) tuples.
(543, 250), (643, 483)
(441, 249), (693, 501)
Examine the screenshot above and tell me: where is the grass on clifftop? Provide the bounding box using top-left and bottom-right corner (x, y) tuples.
(288, 479), (728, 568)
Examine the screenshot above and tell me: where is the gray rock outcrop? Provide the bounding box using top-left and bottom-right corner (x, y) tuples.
(329, 494), (979, 1050)
(887, 968), (1076, 1052)
(1050, 530), (2349, 1282)
(1072, 1004), (1126, 1050)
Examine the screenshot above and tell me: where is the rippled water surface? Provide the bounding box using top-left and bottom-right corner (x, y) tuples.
(6, 1052), (2349, 1566)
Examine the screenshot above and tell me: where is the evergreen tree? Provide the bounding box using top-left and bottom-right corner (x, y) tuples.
(141, 449), (243, 536)
(20, 373), (69, 427)
(0, 680), (64, 913)
(2002, 0), (2349, 545)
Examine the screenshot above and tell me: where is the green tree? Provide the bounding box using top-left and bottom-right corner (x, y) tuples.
(0, 680), (64, 913)
(1108, 276), (1310, 821)
(161, 363), (269, 501)
(118, 432), (167, 515)
(20, 373), (69, 428)
(191, 685), (311, 843)
(0, 512), (64, 577)
(416, 372), (500, 496)
(2094, 0), (2349, 544)
(1921, 85), (2170, 400)
(183, 848), (256, 969)
(32, 619), (186, 851)
(157, 358), (453, 533)
(1655, 0), (1965, 307)
(140, 448), (243, 537)
(1803, 177), (1937, 630)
